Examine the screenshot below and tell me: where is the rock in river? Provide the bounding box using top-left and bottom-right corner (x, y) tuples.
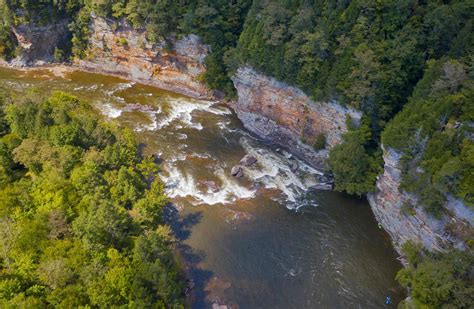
(289, 160), (299, 172)
(239, 154), (257, 166)
(201, 180), (220, 193)
(230, 165), (244, 178)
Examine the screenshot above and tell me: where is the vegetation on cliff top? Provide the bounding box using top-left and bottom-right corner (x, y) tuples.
(383, 57), (474, 214)
(396, 241), (474, 308)
(0, 0), (471, 215)
(0, 89), (184, 307)
(0, 1), (473, 307)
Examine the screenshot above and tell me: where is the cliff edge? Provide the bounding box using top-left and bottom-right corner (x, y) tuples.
(231, 66), (361, 170)
(368, 146), (473, 255)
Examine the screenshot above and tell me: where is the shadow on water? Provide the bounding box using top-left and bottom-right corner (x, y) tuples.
(164, 205), (214, 308)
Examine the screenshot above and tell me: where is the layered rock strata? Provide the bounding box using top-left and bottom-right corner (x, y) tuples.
(76, 16), (213, 99)
(6, 19), (70, 66)
(368, 146), (474, 254)
(231, 66), (361, 169)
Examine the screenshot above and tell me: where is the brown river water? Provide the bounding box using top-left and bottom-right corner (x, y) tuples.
(0, 66), (404, 308)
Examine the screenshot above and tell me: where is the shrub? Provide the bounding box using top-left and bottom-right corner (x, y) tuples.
(115, 38), (128, 46)
(313, 134), (326, 150)
(53, 48), (64, 62)
(400, 201), (416, 216)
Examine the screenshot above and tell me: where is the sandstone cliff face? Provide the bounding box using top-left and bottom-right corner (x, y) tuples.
(368, 146), (473, 255)
(231, 66), (361, 169)
(4, 19), (69, 66)
(3, 15), (471, 258)
(76, 16), (212, 99)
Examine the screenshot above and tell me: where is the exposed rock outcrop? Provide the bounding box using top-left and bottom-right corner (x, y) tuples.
(76, 15), (212, 99)
(5, 14), (472, 261)
(5, 19), (70, 66)
(231, 66), (362, 170)
(368, 146), (474, 255)
(200, 180), (220, 193)
(230, 166), (244, 178)
(239, 154), (257, 166)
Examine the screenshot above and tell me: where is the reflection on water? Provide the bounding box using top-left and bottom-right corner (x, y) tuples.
(0, 67), (404, 308)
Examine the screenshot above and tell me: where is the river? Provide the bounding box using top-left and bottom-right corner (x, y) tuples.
(0, 66), (404, 308)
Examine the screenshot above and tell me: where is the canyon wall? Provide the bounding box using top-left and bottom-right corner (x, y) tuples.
(3, 14), (471, 257)
(231, 66), (473, 255)
(76, 15), (212, 99)
(6, 19), (70, 66)
(231, 66), (361, 170)
(2, 15), (212, 99)
(368, 146), (474, 254)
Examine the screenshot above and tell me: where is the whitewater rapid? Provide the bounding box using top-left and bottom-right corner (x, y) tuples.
(96, 85), (327, 209)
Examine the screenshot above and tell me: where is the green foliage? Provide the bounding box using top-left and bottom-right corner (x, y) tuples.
(313, 134), (326, 151)
(69, 6), (92, 60)
(0, 90), (184, 307)
(116, 37), (128, 46)
(396, 242), (474, 308)
(234, 0), (473, 195)
(400, 201), (416, 217)
(328, 123), (381, 195)
(0, 1), (17, 60)
(53, 47), (64, 62)
(383, 58), (474, 211)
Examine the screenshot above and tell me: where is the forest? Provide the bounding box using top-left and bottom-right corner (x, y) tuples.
(0, 89), (184, 307)
(1, 0), (471, 202)
(0, 0), (473, 308)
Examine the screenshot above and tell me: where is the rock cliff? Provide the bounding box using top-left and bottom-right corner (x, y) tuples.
(2, 15), (471, 258)
(368, 146), (474, 255)
(231, 66), (362, 169)
(1, 15), (212, 99)
(5, 19), (70, 66)
(76, 15), (212, 99)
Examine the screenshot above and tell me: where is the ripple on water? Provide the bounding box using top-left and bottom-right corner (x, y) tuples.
(154, 97), (230, 130)
(161, 164), (255, 205)
(98, 102), (122, 119)
(238, 137), (324, 208)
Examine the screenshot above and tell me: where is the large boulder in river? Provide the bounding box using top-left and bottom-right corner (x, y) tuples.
(201, 180), (220, 193)
(230, 165), (244, 178)
(239, 154), (257, 166)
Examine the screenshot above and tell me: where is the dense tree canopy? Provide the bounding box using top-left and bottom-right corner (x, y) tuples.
(0, 2), (473, 307)
(0, 0), (471, 219)
(0, 89), (184, 307)
(396, 241), (474, 308)
(383, 57), (474, 215)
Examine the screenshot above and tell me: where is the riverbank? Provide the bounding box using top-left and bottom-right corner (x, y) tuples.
(0, 65), (405, 307)
(0, 61), (216, 100)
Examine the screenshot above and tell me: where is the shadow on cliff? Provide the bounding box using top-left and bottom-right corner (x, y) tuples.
(165, 205), (214, 308)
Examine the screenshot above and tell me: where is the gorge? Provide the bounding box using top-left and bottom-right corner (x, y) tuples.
(0, 1), (472, 308)
(0, 66), (404, 308)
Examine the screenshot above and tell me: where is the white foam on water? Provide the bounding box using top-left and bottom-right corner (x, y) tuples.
(105, 82), (135, 96)
(98, 103), (122, 119)
(239, 137), (323, 208)
(134, 109), (161, 132)
(176, 133), (188, 140)
(161, 164), (255, 205)
(168, 153), (187, 162)
(155, 97), (231, 130)
(217, 120), (231, 131)
(190, 153), (211, 159)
